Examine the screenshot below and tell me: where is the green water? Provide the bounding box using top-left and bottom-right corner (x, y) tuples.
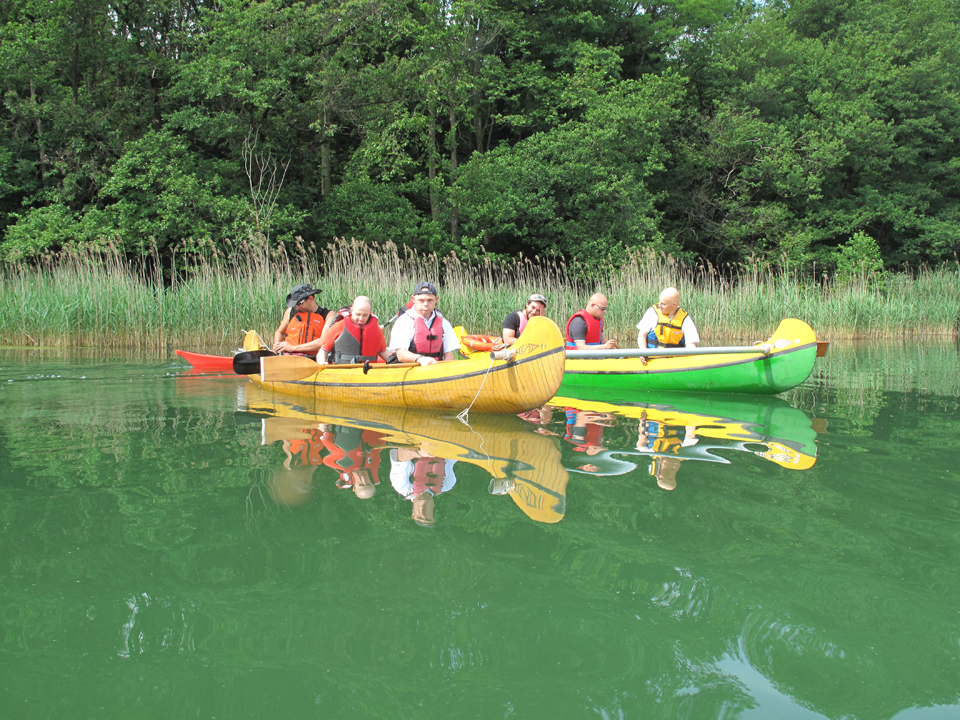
(1, 344), (958, 720)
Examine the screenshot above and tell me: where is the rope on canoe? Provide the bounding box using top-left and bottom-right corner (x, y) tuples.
(456, 353), (498, 425)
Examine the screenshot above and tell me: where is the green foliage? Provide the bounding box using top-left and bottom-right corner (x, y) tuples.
(3, 204), (84, 261)
(834, 231), (884, 285)
(94, 130), (250, 252)
(1, 0), (959, 270)
(314, 178), (448, 254)
(457, 73), (686, 264)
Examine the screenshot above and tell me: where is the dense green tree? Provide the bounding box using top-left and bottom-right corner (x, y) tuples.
(668, 0), (960, 266)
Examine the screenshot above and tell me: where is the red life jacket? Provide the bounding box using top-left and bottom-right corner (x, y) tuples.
(410, 456), (446, 496)
(285, 310), (326, 353)
(333, 314), (382, 364)
(564, 309), (603, 346)
(408, 309), (445, 359)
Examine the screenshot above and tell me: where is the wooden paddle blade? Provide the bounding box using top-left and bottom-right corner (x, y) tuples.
(260, 355), (324, 382)
(233, 349), (275, 375)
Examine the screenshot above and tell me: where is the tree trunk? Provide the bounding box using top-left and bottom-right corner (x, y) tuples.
(449, 105), (458, 242)
(428, 104), (438, 223)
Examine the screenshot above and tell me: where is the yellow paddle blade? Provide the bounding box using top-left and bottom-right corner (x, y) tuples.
(261, 355), (323, 382)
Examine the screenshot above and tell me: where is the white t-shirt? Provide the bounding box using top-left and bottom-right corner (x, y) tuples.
(389, 456), (457, 499)
(388, 310), (459, 355)
(635, 306), (699, 347)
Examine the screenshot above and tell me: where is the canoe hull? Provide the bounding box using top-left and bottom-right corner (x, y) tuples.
(174, 349), (234, 371)
(243, 316), (566, 415)
(561, 318), (818, 395)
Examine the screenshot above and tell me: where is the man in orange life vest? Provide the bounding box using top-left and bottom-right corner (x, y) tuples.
(387, 281), (459, 366)
(635, 286), (699, 366)
(502, 293), (548, 346)
(317, 295), (391, 365)
(564, 293), (618, 350)
(272, 284), (330, 356)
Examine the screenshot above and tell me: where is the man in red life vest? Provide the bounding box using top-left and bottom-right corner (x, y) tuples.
(564, 293), (618, 350)
(389, 447), (457, 527)
(272, 284), (330, 356)
(317, 296), (391, 365)
(502, 293), (548, 346)
(387, 282), (458, 366)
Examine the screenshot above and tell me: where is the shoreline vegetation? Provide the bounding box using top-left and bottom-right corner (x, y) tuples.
(1, 238), (958, 353)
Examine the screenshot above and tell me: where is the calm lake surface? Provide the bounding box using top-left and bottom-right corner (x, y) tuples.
(1, 343), (958, 720)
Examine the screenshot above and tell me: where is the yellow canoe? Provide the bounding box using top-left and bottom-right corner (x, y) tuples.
(241, 315), (565, 415)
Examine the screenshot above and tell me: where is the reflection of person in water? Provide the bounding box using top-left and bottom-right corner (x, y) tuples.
(321, 424), (385, 500)
(270, 423), (384, 504)
(636, 411), (699, 490)
(389, 448), (457, 527)
(563, 409), (616, 471)
(517, 406), (558, 436)
(269, 424), (331, 506)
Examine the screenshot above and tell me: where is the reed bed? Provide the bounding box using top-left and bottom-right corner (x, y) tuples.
(1, 238), (958, 352)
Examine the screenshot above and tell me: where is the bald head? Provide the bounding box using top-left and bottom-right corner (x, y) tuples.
(587, 293), (609, 320)
(351, 296), (373, 325)
(658, 287), (681, 317)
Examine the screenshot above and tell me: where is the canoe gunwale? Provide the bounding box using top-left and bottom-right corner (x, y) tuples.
(279, 345), (564, 390)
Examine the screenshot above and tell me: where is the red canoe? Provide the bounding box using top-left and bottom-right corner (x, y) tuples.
(174, 349), (235, 371)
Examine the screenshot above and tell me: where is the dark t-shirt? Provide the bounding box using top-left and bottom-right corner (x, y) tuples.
(567, 315), (588, 341)
(502, 310), (523, 334)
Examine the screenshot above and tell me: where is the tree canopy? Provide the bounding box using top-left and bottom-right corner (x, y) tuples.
(1, 0), (958, 270)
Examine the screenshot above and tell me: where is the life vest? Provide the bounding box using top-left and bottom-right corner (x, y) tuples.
(514, 310), (529, 337)
(646, 306), (688, 348)
(408, 309), (445, 359)
(285, 310), (326, 354)
(640, 421), (684, 453)
(332, 314), (382, 364)
(564, 309), (603, 348)
(288, 429), (328, 466)
(410, 456), (446, 496)
(327, 429), (384, 486)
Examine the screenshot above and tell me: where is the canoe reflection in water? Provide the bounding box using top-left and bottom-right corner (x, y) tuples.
(242, 383), (570, 524)
(551, 389), (819, 489)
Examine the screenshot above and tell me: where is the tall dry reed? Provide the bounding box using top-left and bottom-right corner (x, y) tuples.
(1, 238), (958, 352)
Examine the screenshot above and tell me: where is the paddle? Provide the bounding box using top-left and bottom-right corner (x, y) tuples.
(566, 344), (773, 360)
(260, 355), (419, 382)
(233, 349), (276, 375)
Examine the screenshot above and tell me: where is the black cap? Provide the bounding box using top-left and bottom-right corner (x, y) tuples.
(287, 284), (320, 308)
(412, 281), (437, 297)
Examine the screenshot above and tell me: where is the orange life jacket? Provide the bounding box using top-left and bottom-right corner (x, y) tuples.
(285, 310), (326, 353)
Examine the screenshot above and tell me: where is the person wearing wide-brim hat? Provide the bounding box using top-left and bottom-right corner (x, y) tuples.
(272, 283), (331, 356)
(386, 281), (459, 366)
(502, 293), (548, 346)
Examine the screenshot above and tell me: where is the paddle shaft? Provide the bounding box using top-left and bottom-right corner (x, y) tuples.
(566, 344), (772, 360)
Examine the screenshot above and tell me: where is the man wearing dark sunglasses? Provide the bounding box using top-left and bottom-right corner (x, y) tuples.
(564, 293), (618, 350)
